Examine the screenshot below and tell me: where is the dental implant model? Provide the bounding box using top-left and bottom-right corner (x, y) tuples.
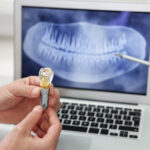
(39, 67), (54, 110)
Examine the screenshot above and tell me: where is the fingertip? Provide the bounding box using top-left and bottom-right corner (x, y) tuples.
(51, 97), (56, 105)
(55, 88), (60, 95)
(46, 108), (60, 124)
(33, 105), (43, 112)
(49, 83), (53, 90)
(45, 107), (52, 117)
(32, 87), (40, 97)
(28, 76), (40, 86)
(36, 77), (40, 83)
(50, 83), (54, 87)
(54, 88), (60, 100)
(49, 84), (55, 96)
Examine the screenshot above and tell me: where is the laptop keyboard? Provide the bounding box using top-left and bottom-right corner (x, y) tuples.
(57, 101), (142, 139)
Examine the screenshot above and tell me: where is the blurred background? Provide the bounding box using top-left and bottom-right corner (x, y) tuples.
(0, 0), (14, 140)
(0, 0), (150, 87)
(0, 0), (150, 142)
(0, 0), (13, 86)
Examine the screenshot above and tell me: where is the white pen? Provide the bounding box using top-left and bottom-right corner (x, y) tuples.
(114, 53), (150, 66)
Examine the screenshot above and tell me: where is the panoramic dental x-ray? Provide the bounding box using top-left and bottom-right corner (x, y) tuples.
(22, 7), (150, 96)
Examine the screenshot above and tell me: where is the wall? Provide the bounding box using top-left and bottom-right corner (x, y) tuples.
(0, 0), (150, 38)
(0, 0), (14, 86)
(0, 0), (13, 37)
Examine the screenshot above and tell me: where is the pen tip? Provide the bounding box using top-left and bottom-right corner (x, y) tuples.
(114, 53), (119, 56)
(114, 53), (122, 57)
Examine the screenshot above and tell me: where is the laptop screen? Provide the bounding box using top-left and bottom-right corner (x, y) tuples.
(22, 6), (150, 96)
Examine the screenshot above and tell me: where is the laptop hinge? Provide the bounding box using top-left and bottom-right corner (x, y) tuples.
(61, 97), (138, 106)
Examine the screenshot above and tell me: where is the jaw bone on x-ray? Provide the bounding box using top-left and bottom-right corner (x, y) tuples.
(22, 8), (150, 95)
(23, 22), (146, 83)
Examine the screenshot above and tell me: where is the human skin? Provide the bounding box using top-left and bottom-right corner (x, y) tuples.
(0, 76), (62, 138)
(0, 76), (61, 123)
(0, 105), (62, 150)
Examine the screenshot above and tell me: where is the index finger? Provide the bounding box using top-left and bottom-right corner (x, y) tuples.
(22, 76), (40, 86)
(28, 76), (40, 86)
(42, 108), (62, 144)
(49, 83), (55, 96)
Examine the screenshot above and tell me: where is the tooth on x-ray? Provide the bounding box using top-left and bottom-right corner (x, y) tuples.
(23, 22), (146, 83)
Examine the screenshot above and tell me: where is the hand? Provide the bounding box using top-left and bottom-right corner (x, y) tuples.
(0, 76), (61, 124)
(0, 105), (62, 150)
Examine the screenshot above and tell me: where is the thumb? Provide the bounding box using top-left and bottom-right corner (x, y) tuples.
(12, 84), (40, 98)
(18, 105), (43, 134)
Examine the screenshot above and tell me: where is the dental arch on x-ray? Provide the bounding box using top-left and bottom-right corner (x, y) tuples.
(23, 22), (146, 83)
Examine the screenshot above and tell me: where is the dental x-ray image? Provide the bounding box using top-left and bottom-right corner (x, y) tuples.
(22, 7), (150, 95)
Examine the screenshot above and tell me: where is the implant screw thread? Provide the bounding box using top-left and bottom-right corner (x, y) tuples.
(40, 88), (50, 110)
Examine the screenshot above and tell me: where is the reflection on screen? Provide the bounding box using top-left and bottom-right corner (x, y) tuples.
(22, 7), (150, 95)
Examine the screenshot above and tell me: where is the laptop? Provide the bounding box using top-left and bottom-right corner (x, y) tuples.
(14, 0), (150, 149)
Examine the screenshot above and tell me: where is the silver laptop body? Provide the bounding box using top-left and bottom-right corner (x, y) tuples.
(14, 0), (150, 149)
